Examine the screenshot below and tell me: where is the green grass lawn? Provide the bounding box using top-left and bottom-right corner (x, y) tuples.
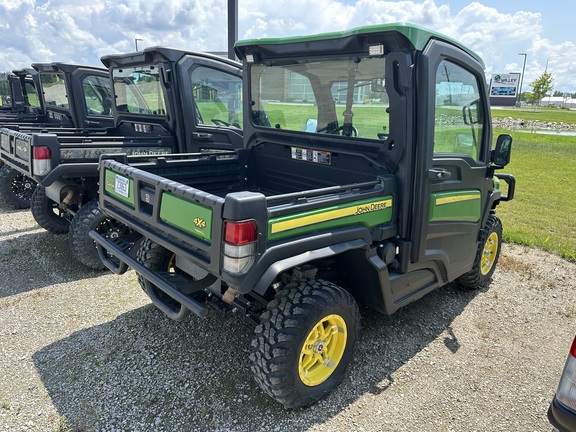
(491, 107), (576, 261)
(494, 127), (576, 261)
(492, 106), (576, 124)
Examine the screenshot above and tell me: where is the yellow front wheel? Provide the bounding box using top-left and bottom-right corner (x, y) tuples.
(458, 215), (503, 289)
(250, 280), (360, 408)
(480, 231), (500, 276)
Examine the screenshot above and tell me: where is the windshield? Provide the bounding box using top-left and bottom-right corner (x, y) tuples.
(41, 72), (68, 109)
(112, 63), (166, 116)
(249, 55), (389, 140)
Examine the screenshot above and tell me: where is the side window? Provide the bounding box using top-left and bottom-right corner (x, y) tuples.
(82, 75), (112, 115)
(434, 60), (485, 161)
(191, 66), (242, 129)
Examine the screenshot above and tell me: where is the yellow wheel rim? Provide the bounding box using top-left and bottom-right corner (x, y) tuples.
(480, 232), (499, 276)
(167, 254), (176, 272)
(298, 314), (347, 387)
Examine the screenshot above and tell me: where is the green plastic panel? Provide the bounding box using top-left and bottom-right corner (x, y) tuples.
(159, 192), (213, 243)
(429, 190), (481, 223)
(104, 169), (135, 207)
(268, 196), (393, 241)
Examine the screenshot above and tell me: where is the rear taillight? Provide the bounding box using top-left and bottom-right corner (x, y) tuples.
(32, 146), (51, 176)
(222, 220), (257, 274)
(556, 336), (576, 411)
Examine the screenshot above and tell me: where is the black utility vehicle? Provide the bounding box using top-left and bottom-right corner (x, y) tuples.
(0, 47), (243, 268)
(91, 23), (515, 407)
(0, 69), (40, 116)
(0, 63), (113, 208)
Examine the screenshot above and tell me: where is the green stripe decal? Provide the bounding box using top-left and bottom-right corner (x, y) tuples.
(159, 192), (213, 243)
(104, 169), (135, 207)
(429, 190), (481, 222)
(268, 196), (393, 241)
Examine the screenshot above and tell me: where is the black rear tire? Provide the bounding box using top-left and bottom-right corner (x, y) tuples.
(250, 279), (360, 408)
(457, 215), (503, 289)
(68, 199), (139, 269)
(30, 185), (71, 234)
(136, 238), (189, 321)
(0, 165), (36, 209)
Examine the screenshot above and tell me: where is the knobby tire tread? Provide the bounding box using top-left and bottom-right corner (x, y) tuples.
(457, 215), (503, 290)
(30, 185), (70, 234)
(68, 200), (106, 269)
(250, 279), (360, 408)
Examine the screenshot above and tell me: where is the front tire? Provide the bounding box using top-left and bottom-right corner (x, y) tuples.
(30, 185), (71, 234)
(250, 279), (360, 408)
(0, 165), (36, 209)
(458, 215), (503, 289)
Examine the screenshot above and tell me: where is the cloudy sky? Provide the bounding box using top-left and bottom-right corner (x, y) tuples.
(0, 0), (574, 92)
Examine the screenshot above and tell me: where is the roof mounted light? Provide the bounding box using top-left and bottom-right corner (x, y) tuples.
(245, 54), (256, 64)
(368, 44), (385, 57)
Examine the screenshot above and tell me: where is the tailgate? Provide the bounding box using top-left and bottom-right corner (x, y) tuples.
(98, 158), (233, 275)
(0, 128), (58, 177)
(0, 126), (175, 183)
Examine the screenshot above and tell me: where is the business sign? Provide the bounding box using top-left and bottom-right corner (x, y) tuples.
(489, 72), (521, 106)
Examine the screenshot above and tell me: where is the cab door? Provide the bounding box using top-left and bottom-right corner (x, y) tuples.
(412, 41), (493, 282)
(179, 58), (244, 152)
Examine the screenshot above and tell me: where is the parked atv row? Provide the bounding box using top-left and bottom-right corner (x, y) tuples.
(0, 48), (243, 268)
(0, 63), (113, 208)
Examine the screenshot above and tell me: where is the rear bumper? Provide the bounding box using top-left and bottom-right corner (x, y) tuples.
(89, 229), (213, 318)
(548, 396), (576, 432)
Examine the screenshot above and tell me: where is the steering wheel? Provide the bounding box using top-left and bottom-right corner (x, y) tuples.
(331, 125), (359, 137)
(316, 125), (359, 136)
(211, 118), (231, 126)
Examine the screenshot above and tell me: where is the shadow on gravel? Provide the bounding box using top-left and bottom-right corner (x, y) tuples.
(0, 229), (104, 298)
(33, 282), (485, 431)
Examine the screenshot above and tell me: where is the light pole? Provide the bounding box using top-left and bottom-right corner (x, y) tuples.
(545, 54), (563, 73)
(135, 38), (143, 52)
(517, 53), (527, 107)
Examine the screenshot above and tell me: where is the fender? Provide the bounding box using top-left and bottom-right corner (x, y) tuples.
(40, 162), (99, 187)
(252, 238), (371, 295)
(481, 188), (502, 229)
(231, 225), (377, 295)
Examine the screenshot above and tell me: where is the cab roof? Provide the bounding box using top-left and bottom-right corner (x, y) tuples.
(235, 22), (484, 68)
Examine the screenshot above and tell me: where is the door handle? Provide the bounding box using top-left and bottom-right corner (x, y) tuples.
(428, 168), (452, 180)
(192, 132), (215, 141)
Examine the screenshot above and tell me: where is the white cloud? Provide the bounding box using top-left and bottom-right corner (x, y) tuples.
(0, 0), (574, 91)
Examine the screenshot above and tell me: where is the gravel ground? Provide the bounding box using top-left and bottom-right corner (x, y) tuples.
(1, 203), (575, 432)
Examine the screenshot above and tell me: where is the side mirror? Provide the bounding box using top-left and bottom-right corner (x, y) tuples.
(492, 134), (512, 167)
(462, 99), (483, 125)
